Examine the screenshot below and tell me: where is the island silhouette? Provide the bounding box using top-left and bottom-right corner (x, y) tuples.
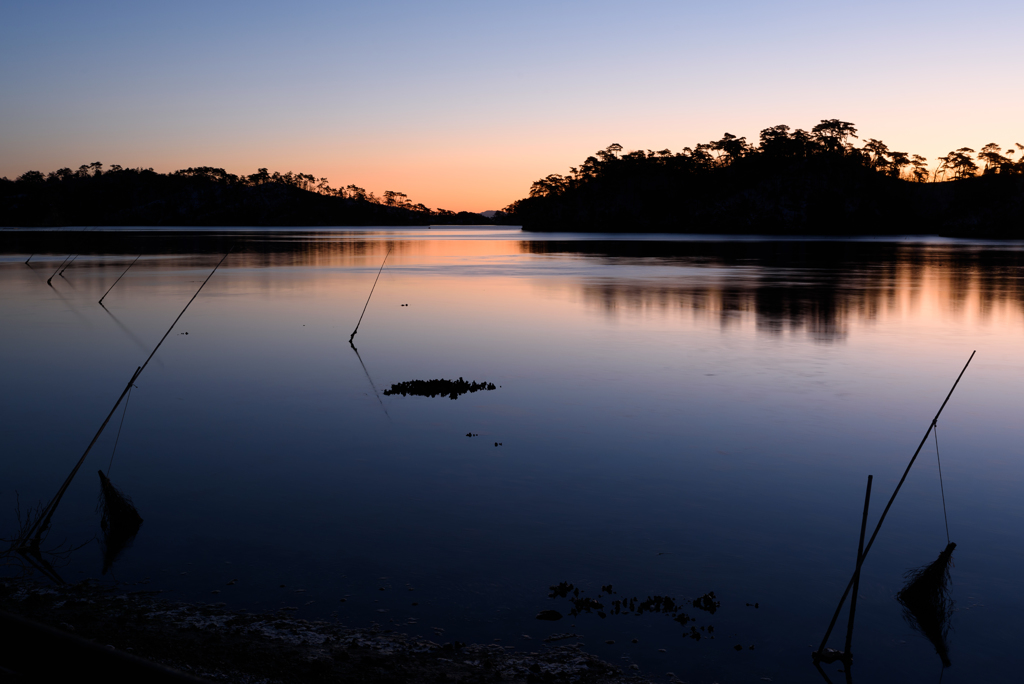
(497, 119), (1023, 237)
(0, 165), (491, 227)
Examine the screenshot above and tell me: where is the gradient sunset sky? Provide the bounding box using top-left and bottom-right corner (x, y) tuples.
(2, 0), (1022, 212)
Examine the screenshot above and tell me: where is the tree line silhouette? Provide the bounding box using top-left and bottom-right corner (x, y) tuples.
(499, 120), (1024, 236)
(0, 164), (491, 227)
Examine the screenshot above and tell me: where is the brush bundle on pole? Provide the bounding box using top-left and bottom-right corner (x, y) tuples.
(897, 542), (956, 668)
(97, 470), (143, 574)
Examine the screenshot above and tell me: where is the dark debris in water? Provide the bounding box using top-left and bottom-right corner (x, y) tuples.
(549, 582), (575, 599)
(545, 583), (721, 642)
(692, 592), (720, 615)
(383, 378), (497, 400)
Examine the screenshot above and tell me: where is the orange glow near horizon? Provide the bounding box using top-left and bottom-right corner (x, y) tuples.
(5, 118), (1022, 215)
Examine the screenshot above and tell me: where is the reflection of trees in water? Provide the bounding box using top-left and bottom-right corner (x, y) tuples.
(579, 279), (854, 341)
(7, 234), (1024, 334)
(1, 231), (520, 270)
(526, 241), (1024, 341)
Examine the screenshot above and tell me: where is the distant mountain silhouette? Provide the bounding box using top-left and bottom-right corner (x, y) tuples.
(0, 165), (492, 227)
(497, 120), (1024, 237)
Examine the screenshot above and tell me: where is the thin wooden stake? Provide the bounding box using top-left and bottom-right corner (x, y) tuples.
(349, 247), (391, 343)
(816, 351), (974, 657)
(59, 254), (79, 277)
(843, 475), (872, 658)
(99, 254), (142, 305)
(46, 254), (73, 286)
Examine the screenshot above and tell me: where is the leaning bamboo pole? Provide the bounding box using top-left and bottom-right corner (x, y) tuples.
(815, 351), (974, 658)
(99, 254), (142, 305)
(349, 247), (391, 343)
(19, 249), (232, 549)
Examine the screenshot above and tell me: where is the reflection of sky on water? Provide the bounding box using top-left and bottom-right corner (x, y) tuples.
(2, 231), (1023, 683)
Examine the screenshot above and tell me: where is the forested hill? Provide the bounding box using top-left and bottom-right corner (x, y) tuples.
(501, 120), (1024, 237)
(0, 165), (491, 227)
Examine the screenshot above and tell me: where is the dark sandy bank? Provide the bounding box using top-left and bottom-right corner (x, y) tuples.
(0, 578), (666, 683)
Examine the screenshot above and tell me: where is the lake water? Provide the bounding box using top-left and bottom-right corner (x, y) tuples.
(2, 228), (1023, 683)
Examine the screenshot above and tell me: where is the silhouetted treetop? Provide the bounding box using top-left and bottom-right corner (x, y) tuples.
(0, 164), (492, 227)
(499, 119), (1023, 237)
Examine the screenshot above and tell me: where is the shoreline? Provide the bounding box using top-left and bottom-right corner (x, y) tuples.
(0, 576), (663, 683)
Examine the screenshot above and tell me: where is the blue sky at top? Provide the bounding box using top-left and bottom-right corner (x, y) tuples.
(2, 0), (1022, 210)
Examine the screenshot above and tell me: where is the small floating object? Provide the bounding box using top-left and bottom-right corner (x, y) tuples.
(536, 610), (563, 621)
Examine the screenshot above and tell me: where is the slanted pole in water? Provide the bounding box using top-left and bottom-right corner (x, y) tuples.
(349, 247), (391, 344)
(46, 254), (73, 286)
(137, 249), (232, 376)
(99, 254), (142, 305)
(816, 351), (974, 657)
(843, 475), (872, 659)
(19, 248), (233, 548)
(59, 254), (79, 277)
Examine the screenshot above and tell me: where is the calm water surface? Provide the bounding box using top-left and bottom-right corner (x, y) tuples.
(2, 228), (1024, 683)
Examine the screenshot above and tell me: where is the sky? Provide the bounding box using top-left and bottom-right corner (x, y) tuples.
(2, 0), (1023, 213)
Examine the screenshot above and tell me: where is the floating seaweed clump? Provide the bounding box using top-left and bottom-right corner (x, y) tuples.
(692, 591), (720, 614)
(548, 582), (575, 598)
(383, 378), (497, 400)
(543, 582), (715, 640)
